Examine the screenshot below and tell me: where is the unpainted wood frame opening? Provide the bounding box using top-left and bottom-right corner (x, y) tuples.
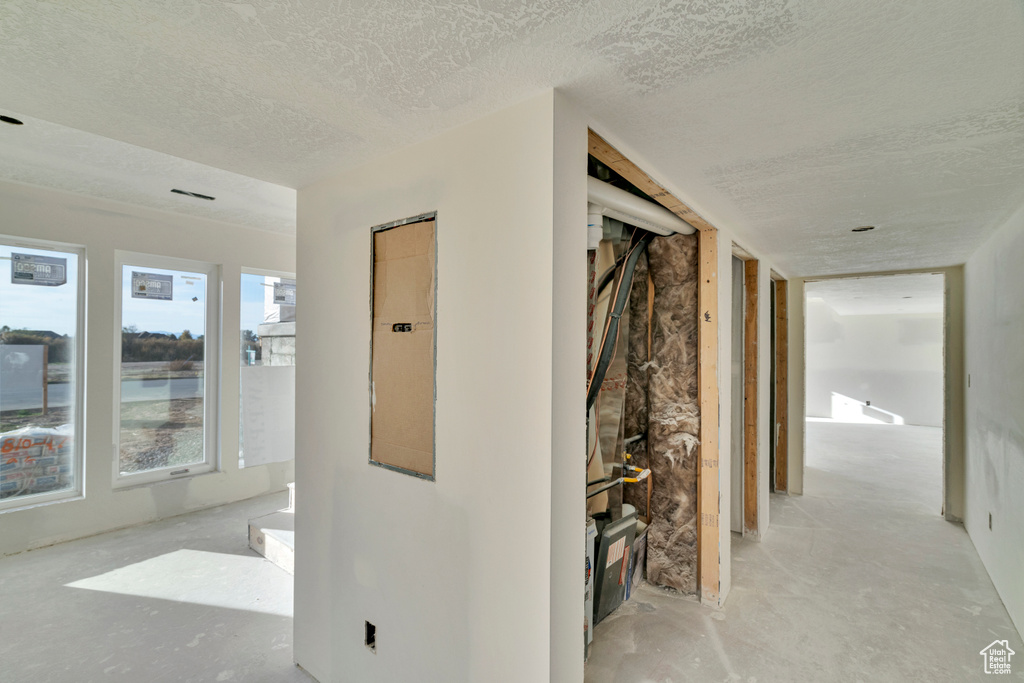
(742, 257), (759, 536)
(731, 243), (760, 537)
(772, 277), (789, 493)
(589, 128), (721, 605)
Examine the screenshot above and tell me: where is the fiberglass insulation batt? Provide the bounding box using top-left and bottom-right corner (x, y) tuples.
(630, 231), (701, 594)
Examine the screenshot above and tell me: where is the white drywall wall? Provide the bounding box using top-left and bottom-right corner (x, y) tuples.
(805, 303), (944, 427)
(294, 92), (583, 683)
(964, 208), (1024, 637)
(0, 180), (295, 557)
(716, 231), (734, 603)
(788, 278), (806, 496)
(550, 93), (587, 683)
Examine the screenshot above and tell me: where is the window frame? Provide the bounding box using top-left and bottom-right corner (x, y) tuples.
(0, 234), (86, 513)
(112, 251), (220, 488)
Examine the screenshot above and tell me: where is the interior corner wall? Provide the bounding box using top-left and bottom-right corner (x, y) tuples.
(294, 92), (574, 683)
(964, 211), (1024, 637)
(0, 180), (296, 557)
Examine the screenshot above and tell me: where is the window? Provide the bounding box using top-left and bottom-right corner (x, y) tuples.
(115, 253), (219, 486)
(239, 270), (295, 468)
(1, 238), (84, 510)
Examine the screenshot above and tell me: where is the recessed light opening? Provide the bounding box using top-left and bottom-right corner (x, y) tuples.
(171, 188), (216, 201)
(0, 115), (24, 125)
(851, 226), (875, 233)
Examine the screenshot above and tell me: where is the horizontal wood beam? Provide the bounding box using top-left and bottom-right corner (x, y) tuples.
(588, 130), (717, 233)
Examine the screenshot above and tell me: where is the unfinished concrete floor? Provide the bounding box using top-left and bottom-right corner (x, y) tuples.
(586, 422), (1024, 682)
(0, 491), (310, 683)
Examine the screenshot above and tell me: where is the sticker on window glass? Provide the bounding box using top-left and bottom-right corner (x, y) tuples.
(273, 281), (296, 306)
(11, 253), (67, 286)
(131, 271), (173, 300)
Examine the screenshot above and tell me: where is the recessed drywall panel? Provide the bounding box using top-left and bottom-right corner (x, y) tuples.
(964, 210), (1024, 637)
(0, 180), (295, 558)
(370, 219), (436, 478)
(295, 92), (566, 683)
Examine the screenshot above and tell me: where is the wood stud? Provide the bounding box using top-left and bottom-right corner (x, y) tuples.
(774, 280), (789, 493)
(744, 259), (759, 536)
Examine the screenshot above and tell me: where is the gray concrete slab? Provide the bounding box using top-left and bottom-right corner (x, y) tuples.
(586, 423), (1024, 682)
(0, 492), (312, 683)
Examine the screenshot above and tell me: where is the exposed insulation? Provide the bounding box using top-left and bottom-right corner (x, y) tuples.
(644, 232), (700, 594)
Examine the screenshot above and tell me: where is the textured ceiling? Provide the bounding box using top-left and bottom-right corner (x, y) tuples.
(1, 0), (1023, 275)
(0, 111), (295, 233)
(807, 273), (945, 316)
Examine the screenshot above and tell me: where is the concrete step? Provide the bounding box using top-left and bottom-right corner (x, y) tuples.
(249, 509), (294, 575)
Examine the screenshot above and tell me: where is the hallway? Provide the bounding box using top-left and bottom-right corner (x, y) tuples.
(585, 422), (1023, 682)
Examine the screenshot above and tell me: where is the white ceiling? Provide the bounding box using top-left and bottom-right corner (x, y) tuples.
(806, 273), (945, 316)
(1, 0), (1022, 276)
(0, 112), (296, 233)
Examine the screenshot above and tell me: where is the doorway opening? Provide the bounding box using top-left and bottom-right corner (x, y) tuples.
(730, 249), (760, 537)
(803, 272), (946, 514)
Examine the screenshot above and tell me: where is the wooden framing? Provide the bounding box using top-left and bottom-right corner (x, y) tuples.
(743, 259), (759, 535)
(588, 132), (717, 233)
(697, 229), (720, 605)
(588, 129), (721, 605)
(773, 278), (789, 493)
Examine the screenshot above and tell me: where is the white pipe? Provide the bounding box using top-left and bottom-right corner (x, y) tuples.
(587, 176), (695, 236)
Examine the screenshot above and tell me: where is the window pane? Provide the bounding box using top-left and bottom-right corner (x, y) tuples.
(1, 244), (79, 503)
(239, 273), (295, 468)
(119, 265), (207, 475)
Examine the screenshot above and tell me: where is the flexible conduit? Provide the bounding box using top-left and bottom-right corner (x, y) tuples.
(586, 229), (656, 411)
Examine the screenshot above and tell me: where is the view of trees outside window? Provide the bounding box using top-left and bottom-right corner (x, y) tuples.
(118, 264), (208, 475)
(0, 243), (80, 504)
